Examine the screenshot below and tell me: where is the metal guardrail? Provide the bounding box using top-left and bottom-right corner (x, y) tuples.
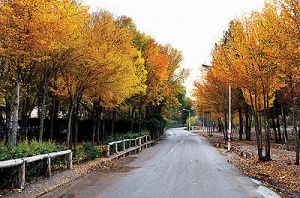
(107, 135), (152, 157)
(0, 150), (72, 189)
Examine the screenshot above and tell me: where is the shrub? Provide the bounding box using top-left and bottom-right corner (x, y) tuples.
(74, 142), (103, 163)
(0, 140), (67, 190)
(0, 142), (10, 161)
(82, 142), (100, 162)
(0, 140), (67, 161)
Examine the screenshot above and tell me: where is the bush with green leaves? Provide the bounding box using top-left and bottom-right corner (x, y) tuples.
(0, 140), (67, 189)
(106, 131), (150, 143)
(74, 142), (103, 163)
(0, 140), (66, 161)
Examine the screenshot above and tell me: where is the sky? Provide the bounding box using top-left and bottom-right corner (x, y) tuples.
(82, 0), (265, 96)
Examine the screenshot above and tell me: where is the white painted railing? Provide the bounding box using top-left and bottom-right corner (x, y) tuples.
(0, 150), (72, 189)
(107, 135), (152, 157)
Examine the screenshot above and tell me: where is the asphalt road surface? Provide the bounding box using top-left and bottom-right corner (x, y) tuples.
(43, 128), (270, 198)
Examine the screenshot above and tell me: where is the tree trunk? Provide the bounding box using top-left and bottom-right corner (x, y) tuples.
(66, 101), (74, 148)
(96, 118), (100, 144)
(292, 100), (299, 165)
(255, 113), (263, 161)
(281, 104), (288, 143)
(276, 108), (282, 142)
(130, 107), (135, 132)
(50, 97), (58, 140)
(250, 92), (263, 161)
(295, 126), (300, 165)
(245, 106), (251, 141)
(5, 96), (11, 143)
(221, 120), (227, 144)
(138, 106), (142, 133)
(73, 99), (80, 148)
(238, 107), (243, 140)
(263, 94), (271, 161)
(9, 66), (21, 146)
(101, 116), (105, 143)
(39, 76), (48, 142)
(272, 108), (278, 142)
(111, 108), (116, 138)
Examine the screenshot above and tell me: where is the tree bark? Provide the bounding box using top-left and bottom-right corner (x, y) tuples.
(281, 104), (288, 142)
(66, 101), (74, 148)
(272, 108), (278, 142)
(238, 107), (243, 140)
(276, 108), (282, 142)
(50, 97), (59, 140)
(39, 75), (49, 142)
(9, 66), (21, 146)
(111, 108), (116, 138)
(245, 106), (251, 141)
(5, 96), (11, 143)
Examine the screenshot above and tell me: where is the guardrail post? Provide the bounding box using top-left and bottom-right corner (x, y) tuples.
(139, 138), (142, 152)
(19, 161), (25, 189)
(67, 152), (72, 170)
(107, 145), (110, 157)
(46, 156), (51, 178)
(115, 143), (118, 153)
(123, 141), (125, 151)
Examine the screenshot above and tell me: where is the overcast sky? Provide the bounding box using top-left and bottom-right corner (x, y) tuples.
(82, 0), (265, 96)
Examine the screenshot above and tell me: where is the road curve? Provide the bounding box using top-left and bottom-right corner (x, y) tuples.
(43, 128), (265, 198)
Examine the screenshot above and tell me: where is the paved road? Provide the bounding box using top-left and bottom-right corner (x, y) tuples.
(43, 128), (266, 198)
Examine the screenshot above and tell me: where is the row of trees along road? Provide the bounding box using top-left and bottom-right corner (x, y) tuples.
(0, 0), (188, 148)
(194, 0), (300, 165)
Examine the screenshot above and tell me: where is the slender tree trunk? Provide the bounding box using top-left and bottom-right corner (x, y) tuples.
(245, 106), (251, 141)
(251, 91), (263, 161)
(281, 104), (288, 141)
(96, 118), (100, 144)
(130, 107), (135, 132)
(276, 108), (282, 142)
(39, 76), (48, 142)
(101, 114), (105, 143)
(255, 113), (263, 161)
(138, 106), (142, 133)
(238, 107), (243, 140)
(111, 108), (116, 138)
(264, 94), (271, 161)
(50, 97), (58, 140)
(218, 119), (221, 132)
(292, 98), (299, 165)
(73, 98), (81, 148)
(66, 101), (74, 148)
(224, 113), (228, 141)
(5, 96), (11, 143)
(9, 66), (21, 146)
(221, 121), (227, 144)
(272, 108), (278, 142)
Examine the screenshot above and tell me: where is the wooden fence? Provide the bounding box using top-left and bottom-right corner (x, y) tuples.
(0, 150), (72, 189)
(107, 135), (154, 159)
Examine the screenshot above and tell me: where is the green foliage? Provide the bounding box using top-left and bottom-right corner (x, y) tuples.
(106, 131), (149, 142)
(74, 142), (103, 163)
(82, 142), (100, 161)
(0, 140), (66, 161)
(0, 142), (9, 161)
(0, 140), (67, 189)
